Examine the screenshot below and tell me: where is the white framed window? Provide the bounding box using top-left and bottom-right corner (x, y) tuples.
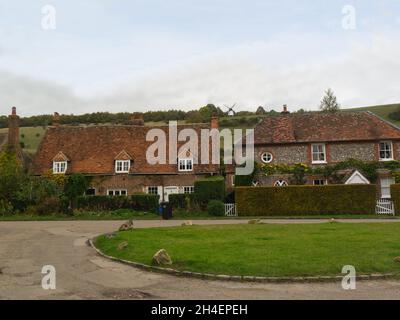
(313, 179), (327, 186)
(183, 186), (195, 194)
(107, 189), (127, 196)
(274, 179), (288, 187)
(311, 143), (326, 164)
(53, 161), (67, 174)
(380, 178), (395, 199)
(261, 152), (273, 163)
(115, 160), (130, 173)
(178, 158), (193, 172)
(379, 141), (393, 161)
(147, 186), (158, 195)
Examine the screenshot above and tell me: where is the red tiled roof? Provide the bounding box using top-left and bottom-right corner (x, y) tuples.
(254, 111), (400, 144)
(32, 124), (219, 175)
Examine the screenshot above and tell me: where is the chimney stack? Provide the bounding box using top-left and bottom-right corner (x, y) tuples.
(53, 112), (60, 127)
(281, 104), (290, 114)
(211, 115), (219, 129)
(8, 106), (20, 149)
(131, 112), (144, 126)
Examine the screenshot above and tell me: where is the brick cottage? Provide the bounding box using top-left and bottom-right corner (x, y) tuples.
(253, 107), (400, 198)
(31, 113), (220, 202)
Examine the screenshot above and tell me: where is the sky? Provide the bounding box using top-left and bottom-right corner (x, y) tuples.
(0, 0), (399, 116)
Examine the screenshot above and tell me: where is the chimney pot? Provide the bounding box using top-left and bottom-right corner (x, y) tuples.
(131, 112), (144, 126)
(281, 105), (290, 114)
(53, 112), (60, 127)
(211, 115), (219, 129)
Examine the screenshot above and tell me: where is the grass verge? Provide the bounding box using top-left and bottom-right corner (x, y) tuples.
(95, 223), (400, 277)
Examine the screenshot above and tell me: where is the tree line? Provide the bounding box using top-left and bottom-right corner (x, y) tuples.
(0, 89), (342, 128)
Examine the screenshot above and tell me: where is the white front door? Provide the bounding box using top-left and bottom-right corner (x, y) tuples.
(163, 186), (179, 202)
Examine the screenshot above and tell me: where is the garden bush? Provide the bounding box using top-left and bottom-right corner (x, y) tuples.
(236, 184), (376, 216)
(31, 197), (61, 216)
(169, 194), (187, 209)
(75, 194), (159, 212)
(391, 184), (400, 215)
(76, 196), (131, 211)
(169, 193), (196, 210)
(131, 193), (159, 213)
(207, 200), (225, 216)
(194, 176), (225, 208)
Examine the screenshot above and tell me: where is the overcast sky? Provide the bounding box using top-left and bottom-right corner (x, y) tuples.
(0, 0), (399, 116)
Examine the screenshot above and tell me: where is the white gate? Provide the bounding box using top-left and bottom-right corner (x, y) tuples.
(225, 203), (237, 217)
(376, 199), (395, 215)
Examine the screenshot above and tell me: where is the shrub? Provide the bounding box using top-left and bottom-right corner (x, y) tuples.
(32, 197), (61, 216)
(131, 193), (159, 213)
(76, 196), (131, 211)
(236, 184), (376, 216)
(0, 199), (13, 216)
(76, 194), (159, 213)
(391, 184), (400, 215)
(207, 200), (225, 216)
(194, 176), (225, 208)
(169, 194), (187, 209)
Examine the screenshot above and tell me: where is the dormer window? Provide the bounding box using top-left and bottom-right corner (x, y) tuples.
(52, 151), (69, 174)
(114, 150), (132, 173)
(178, 158), (193, 172)
(53, 161), (67, 174)
(379, 141), (393, 161)
(115, 160), (130, 173)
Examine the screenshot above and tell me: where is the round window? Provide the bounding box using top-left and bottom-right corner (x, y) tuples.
(274, 179), (288, 187)
(261, 152), (273, 163)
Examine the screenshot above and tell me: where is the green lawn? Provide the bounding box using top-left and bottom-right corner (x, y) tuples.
(95, 223), (400, 277)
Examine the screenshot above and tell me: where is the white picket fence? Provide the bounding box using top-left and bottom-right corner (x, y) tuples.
(225, 203), (237, 217)
(376, 199), (395, 215)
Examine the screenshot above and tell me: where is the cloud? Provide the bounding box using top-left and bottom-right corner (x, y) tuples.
(0, 70), (88, 116)
(99, 34), (400, 112)
(1, 34), (399, 116)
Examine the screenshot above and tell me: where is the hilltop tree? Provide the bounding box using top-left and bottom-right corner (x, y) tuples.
(319, 89), (340, 113)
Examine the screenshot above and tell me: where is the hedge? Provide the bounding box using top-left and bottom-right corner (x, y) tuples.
(236, 184), (376, 216)
(194, 176), (225, 206)
(131, 193), (159, 213)
(76, 194), (159, 213)
(169, 193), (196, 210)
(390, 184), (400, 215)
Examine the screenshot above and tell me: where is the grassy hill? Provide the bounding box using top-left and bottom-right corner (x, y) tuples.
(344, 103), (400, 126)
(0, 126), (46, 154)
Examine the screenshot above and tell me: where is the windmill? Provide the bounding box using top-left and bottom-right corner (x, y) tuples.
(224, 103), (237, 116)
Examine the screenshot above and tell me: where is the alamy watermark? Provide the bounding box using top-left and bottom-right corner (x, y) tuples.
(146, 121), (254, 175)
(41, 265), (56, 290)
(341, 265), (356, 290)
(41, 5), (56, 30)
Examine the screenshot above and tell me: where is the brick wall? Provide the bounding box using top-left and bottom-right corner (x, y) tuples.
(88, 173), (209, 199)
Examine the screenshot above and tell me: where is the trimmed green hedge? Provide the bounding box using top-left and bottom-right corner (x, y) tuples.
(194, 176), (225, 206)
(131, 193), (159, 213)
(169, 193), (195, 209)
(390, 184), (400, 215)
(76, 194), (159, 213)
(236, 184), (376, 216)
(207, 200), (225, 216)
